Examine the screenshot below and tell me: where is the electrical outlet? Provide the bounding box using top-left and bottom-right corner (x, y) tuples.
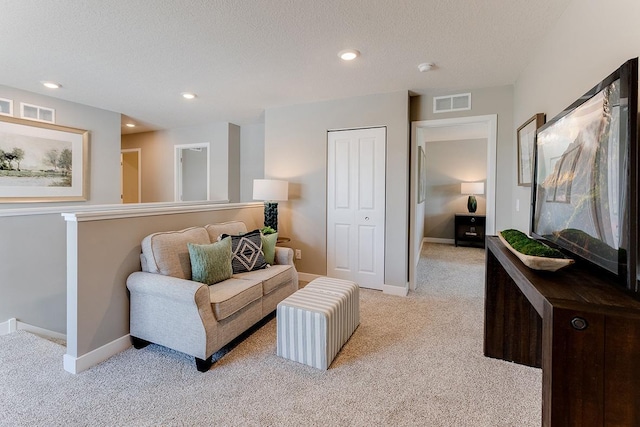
(295, 249), (302, 259)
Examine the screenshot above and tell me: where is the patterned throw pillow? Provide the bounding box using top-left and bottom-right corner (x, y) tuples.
(221, 229), (268, 273)
(187, 236), (233, 285)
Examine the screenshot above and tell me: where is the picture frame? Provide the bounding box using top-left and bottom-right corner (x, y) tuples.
(0, 115), (89, 202)
(0, 98), (13, 117)
(418, 145), (427, 203)
(517, 113), (545, 186)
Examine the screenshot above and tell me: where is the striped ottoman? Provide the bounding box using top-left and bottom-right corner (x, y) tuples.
(276, 277), (359, 370)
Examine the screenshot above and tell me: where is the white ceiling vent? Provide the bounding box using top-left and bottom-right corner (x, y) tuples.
(433, 93), (471, 113)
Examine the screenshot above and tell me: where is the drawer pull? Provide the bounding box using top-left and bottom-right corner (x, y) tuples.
(571, 317), (588, 330)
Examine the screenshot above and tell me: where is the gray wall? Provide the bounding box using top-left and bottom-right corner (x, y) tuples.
(265, 91), (410, 289)
(512, 0), (640, 232)
(424, 138), (487, 239)
(411, 85), (514, 233)
(121, 122), (239, 203)
(240, 123), (265, 202)
(0, 85), (121, 333)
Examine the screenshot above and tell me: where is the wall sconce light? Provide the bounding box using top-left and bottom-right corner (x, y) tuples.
(461, 182), (484, 213)
(253, 179), (288, 231)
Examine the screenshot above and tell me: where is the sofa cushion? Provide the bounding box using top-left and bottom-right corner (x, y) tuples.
(188, 237), (233, 285)
(205, 221), (248, 243)
(208, 278), (262, 321)
(233, 264), (296, 295)
(141, 227), (210, 279)
(261, 232), (278, 265)
(222, 229), (268, 273)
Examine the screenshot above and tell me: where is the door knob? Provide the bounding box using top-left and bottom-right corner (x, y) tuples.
(364, 217), (369, 221)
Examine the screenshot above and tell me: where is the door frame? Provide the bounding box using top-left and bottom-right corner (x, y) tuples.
(409, 115), (497, 291)
(174, 143), (210, 202)
(120, 148), (142, 203)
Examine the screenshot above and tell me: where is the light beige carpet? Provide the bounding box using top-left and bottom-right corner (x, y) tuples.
(0, 243), (541, 426)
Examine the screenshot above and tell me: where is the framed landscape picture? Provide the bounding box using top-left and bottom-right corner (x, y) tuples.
(0, 115), (89, 202)
(517, 113), (545, 186)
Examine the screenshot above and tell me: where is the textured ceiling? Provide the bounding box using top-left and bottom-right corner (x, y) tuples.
(0, 0), (570, 133)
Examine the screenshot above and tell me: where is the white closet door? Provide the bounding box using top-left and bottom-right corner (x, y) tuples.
(327, 127), (386, 289)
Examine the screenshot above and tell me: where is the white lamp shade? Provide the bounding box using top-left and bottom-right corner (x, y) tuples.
(461, 182), (484, 195)
(253, 179), (288, 201)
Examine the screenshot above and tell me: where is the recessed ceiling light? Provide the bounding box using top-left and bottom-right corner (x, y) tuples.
(125, 123), (136, 128)
(418, 62), (436, 72)
(181, 92), (196, 99)
(338, 49), (360, 61)
(41, 81), (61, 89)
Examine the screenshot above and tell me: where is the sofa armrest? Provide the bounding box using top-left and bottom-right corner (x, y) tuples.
(126, 272), (218, 359)
(274, 246), (294, 266)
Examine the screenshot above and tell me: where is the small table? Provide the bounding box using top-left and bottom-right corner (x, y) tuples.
(276, 236), (290, 245)
(454, 213), (486, 248)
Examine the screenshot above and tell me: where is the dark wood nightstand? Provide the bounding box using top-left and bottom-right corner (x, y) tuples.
(454, 213), (486, 248)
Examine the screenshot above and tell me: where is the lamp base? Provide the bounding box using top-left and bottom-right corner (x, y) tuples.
(467, 195), (477, 213)
(264, 202), (279, 231)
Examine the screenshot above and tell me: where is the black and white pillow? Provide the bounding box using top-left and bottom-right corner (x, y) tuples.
(221, 229), (267, 273)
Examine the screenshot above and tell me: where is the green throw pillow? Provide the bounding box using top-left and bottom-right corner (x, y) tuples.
(187, 236), (233, 285)
(261, 232), (278, 265)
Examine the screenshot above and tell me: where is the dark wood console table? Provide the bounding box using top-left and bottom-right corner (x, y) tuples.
(484, 236), (640, 426)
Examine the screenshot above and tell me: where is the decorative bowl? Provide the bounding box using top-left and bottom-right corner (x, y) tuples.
(498, 233), (575, 272)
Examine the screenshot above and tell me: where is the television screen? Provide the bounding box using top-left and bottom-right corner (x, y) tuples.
(531, 58), (638, 292)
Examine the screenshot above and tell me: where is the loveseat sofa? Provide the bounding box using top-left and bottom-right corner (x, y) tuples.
(126, 221), (298, 371)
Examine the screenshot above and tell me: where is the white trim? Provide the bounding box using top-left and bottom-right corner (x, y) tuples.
(64, 334), (131, 374)
(425, 237), (455, 245)
(0, 199), (234, 218)
(61, 201), (258, 222)
(409, 115), (497, 291)
(16, 321), (66, 340)
(298, 272), (322, 283)
(121, 148), (142, 203)
(174, 143), (211, 202)
(0, 318), (66, 340)
(382, 284), (409, 297)
(0, 318), (17, 335)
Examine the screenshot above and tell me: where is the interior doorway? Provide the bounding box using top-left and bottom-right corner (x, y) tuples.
(120, 148), (141, 203)
(174, 143), (210, 202)
(409, 115), (497, 291)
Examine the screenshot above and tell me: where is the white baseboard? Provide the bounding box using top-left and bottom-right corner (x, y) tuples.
(64, 334), (131, 374)
(0, 318), (17, 335)
(382, 284), (409, 297)
(424, 237), (455, 245)
(17, 321), (66, 341)
(300, 273), (408, 297)
(0, 318), (66, 341)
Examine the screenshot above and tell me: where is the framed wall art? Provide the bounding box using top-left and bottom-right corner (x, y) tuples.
(0, 115), (88, 202)
(517, 113), (545, 186)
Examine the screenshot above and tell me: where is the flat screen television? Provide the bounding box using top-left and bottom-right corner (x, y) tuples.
(531, 57), (639, 296)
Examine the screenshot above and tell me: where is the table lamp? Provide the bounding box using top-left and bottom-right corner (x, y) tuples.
(461, 182), (484, 213)
(253, 179), (288, 231)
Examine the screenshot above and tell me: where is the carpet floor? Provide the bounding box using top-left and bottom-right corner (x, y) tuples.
(0, 243), (541, 426)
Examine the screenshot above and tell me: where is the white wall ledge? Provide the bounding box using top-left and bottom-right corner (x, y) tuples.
(0, 199), (239, 218)
(62, 201), (261, 222)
